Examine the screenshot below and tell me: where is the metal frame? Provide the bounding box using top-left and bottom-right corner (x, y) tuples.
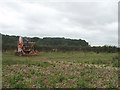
(15, 37), (40, 56)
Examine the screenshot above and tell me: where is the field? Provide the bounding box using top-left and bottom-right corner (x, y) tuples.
(2, 51), (119, 88)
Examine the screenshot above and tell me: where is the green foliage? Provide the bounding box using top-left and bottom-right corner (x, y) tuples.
(51, 63), (56, 67)
(70, 75), (75, 79)
(27, 74), (32, 78)
(80, 71), (85, 76)
(58, 75), (67, 82)
(31, 70), (35, 75)
(77, 78), (90, 88)
(2, 34), (89, 52)
(13, 74), (24, 82)
(37, 62), (51, 67)
(35, 72), (43, 76)
(5, 73), (28, 88)
(106, 80), (116, 88)
(12, 82), (28, 88)
(38, 76), (46, 88)
(2, 52), (118, 67)
(2, 52), (118, 88)
(111, 56), (118, 67)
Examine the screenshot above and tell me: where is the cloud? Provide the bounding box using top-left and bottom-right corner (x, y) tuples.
(0, 0), (118, 46)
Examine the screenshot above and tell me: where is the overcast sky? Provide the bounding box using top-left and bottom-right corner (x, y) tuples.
(0, 0), (118, 46)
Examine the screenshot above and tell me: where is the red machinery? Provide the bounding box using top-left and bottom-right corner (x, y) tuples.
(15, 36), (40, 56)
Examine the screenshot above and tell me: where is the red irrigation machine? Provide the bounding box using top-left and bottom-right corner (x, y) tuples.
(15, 36), (40, 56)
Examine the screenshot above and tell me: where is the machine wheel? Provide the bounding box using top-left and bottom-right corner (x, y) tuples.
(17, 52), (23, 56)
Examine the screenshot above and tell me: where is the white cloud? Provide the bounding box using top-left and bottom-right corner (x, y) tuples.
(0, 0), (118, 46)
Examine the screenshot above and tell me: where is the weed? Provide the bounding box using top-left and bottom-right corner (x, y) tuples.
(49, 79), (57, 88)
(38, 76), (45, 87)
(58, 75), (66, 82)
(112, 61), (118, 67)
(106, 84), (116, 88)
(53, 64), (56, 67)
(70, 75), (75, 79)
(77, 78), (90, 88)
(7, 74), (25, 88)
(2, 52), (118, 88)
(80, 71), (85, 76)
(31, 70), (35, 75)
(12, 82), (28, 88)
(37, 62), (51, 67)
(70, 63), (73, 65)
(28, 63), (31, 67)
(35, 72), (43, 76)
(27, 74), (32, 78)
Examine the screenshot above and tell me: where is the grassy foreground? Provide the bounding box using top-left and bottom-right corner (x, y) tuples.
(2, 52), (119, 88)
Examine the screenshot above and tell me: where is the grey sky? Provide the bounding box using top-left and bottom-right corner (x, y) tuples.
(0, 0), (118, 46)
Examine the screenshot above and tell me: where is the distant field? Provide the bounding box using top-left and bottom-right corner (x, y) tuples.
(2, 52), (118, 88)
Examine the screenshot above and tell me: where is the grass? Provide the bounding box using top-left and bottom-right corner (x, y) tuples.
(2, 52), (118, 67)
(2, 51), (118, 88)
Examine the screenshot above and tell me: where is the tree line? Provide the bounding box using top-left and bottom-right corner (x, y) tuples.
(1, 33), (118, 53)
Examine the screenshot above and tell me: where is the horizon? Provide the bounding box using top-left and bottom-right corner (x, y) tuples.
(1, 33), (118, 47)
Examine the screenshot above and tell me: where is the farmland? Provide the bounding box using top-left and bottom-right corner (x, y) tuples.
(2, 51), (118, 88)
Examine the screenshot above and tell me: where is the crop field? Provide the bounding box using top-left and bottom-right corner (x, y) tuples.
(2, 51), (119, 88)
